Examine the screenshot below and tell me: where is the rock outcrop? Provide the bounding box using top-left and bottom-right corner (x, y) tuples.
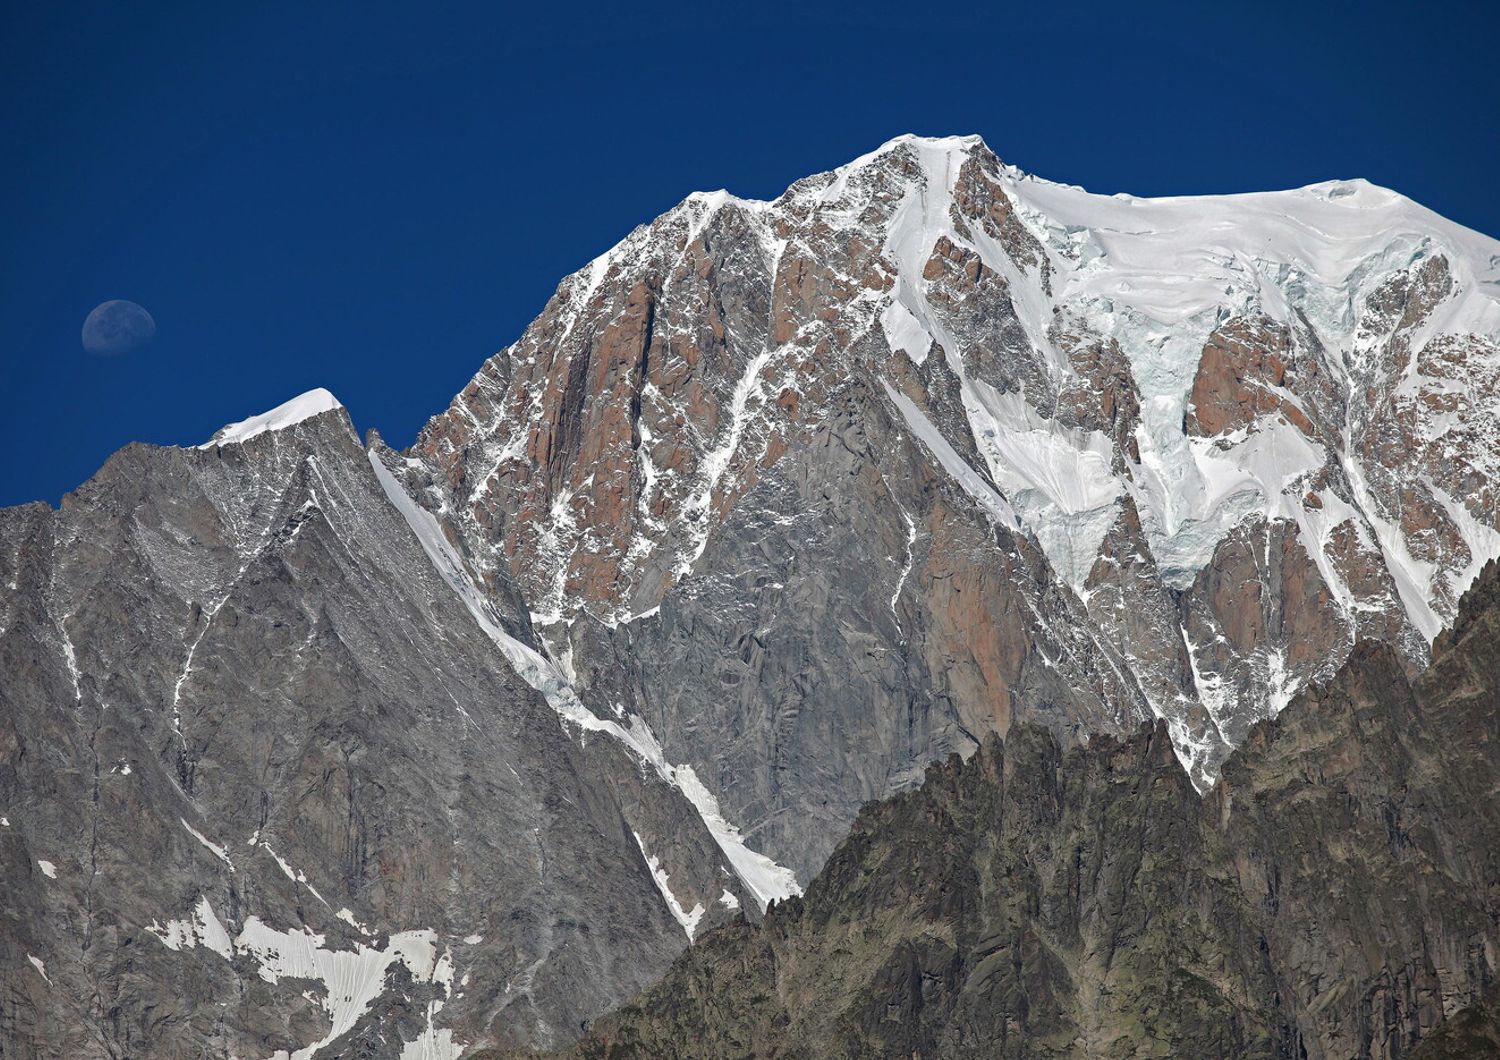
(0, 398), (768, 1058)
(412, 134), (1500, 877)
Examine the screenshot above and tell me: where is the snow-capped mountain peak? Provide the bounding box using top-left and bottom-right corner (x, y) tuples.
(197, 387), (346, 449)
(7, 135), (1500, 1058)
(414, 134), (1500, 783)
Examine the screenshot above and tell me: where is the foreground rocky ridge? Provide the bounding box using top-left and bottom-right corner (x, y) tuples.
(561, 560), (1500, 1055)
(554, 560), (1500, 1060)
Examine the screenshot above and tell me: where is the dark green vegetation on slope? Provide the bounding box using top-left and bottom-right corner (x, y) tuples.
(1407, 988), (1500, 1059)
(532, 562), (1500, 1060)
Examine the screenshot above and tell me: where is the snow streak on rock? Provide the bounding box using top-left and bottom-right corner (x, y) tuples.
(633, 831), (706, 940)
(367, 450), (800, 908)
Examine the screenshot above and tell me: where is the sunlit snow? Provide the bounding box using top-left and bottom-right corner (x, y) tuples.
(198, 388), (343, 449)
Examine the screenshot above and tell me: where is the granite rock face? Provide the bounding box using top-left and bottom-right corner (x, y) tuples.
(412, 134), (1500, 874)
(560, 560), (1500, 1060)
(0, 401), (764, 1057)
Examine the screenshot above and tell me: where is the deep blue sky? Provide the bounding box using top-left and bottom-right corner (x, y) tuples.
(3, 1), (1496, 506)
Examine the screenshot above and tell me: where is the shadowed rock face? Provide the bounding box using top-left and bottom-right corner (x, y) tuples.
(555, 562), (1500, 1060)
(0, 407), (759, 1058)
(1408, 990), (1500, 1059)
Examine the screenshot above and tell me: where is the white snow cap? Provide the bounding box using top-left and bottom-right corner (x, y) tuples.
(198, 388), (343, 449)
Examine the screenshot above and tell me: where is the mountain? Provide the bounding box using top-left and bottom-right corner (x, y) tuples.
(552, 559), (1500, 1060)
(411, 132), (1500, 857)
(0, 397), (786, 1057)
(2, 134), (1498, 1057)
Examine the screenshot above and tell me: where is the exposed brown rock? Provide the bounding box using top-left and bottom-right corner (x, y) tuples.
(1186, 316), (1314, 438)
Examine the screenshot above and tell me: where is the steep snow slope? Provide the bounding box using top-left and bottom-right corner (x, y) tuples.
(198, 387), (345, 448)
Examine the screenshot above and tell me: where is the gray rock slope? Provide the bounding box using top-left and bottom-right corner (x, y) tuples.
(0, 399), (766, 1058)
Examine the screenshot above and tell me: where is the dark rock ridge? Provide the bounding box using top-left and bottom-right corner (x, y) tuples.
(554, 560), (1500, 1060)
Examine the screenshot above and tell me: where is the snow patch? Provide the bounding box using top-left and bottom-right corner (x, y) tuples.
(676, 342), (782, 577)
(1344, 451), (1443, 640)
(633, 831), (705, 940)
(337, 908), (372, 936)
(1428, 481), (1500, 602)
(198, 388), (343, 449)
(880, 298), (933, 364)
(1182, 630), (1230, 732)
(257, 840), (328, 906)
(58, 629), (81, 703)
(149, 895), (459, 1060)
(890, 499), (918, 618)
(1264, 646), (1300, 717)
(399, 1000), (461, 1060)
(37, 859), (57, 879)
(881, 381), (1020, 532)
(28, 955), (51, 984)
(147, 895), (234, 959)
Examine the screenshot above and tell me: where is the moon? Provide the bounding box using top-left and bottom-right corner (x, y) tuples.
(81, 300), (156, 356)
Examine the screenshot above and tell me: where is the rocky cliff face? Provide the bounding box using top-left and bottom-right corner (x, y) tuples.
(413, 134), (1500, 871)
(0, 396), (778, 1058)
(2, 135), (1498, 1058)
(557, 560), (1500, 1060)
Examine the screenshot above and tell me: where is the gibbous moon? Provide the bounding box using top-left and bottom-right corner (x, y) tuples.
(81, 299), (156, 356)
